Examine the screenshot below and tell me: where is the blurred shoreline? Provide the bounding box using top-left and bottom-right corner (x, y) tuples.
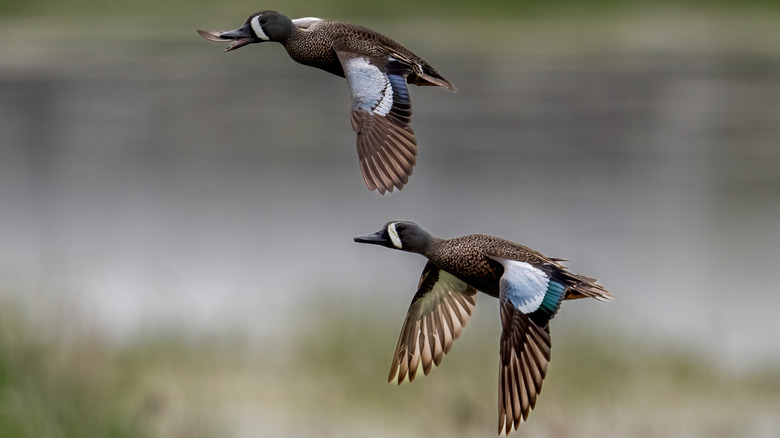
(2, 298), (779, 437)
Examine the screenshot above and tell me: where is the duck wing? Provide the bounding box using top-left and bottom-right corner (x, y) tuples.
(337, 51), (417, 194)
(491, 257), (567, 435)
(388, 261), (478, 384)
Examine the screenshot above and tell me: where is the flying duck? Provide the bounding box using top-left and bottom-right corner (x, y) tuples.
(354, 221), (613, 434)
(197, 11), (456, 194)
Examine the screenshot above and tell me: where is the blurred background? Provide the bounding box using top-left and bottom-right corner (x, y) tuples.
(1, 0), (779, 436)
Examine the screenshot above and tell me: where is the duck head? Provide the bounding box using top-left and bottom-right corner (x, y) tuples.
(354, 221), (434, 254)
(197, 10), (296, 52)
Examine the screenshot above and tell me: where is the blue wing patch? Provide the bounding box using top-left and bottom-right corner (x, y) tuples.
(539, 280), (565, 314)
(496, 258), (549, 313)
(387, 72), (410, 105)
(531, 279), (566, 326)
(494, 258), (568, 327)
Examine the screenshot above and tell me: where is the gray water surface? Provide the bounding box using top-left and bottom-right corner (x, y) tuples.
(1, 23), (779, 368)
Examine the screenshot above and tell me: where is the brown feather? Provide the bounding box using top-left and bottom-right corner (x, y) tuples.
(498, 299), (551, 435)
(388, 263), (477, 385)
(352, 108), (417, 194)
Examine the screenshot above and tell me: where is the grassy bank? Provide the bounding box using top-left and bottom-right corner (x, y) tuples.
(0, 302), (223, 438)
(1, 298), (779, 437)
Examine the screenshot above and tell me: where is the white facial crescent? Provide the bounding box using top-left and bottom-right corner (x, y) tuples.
(388, 223), (402, 249)
(250, 15), (270, 41)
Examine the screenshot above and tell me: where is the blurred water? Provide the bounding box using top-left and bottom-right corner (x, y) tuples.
(1, 21), (779, 368)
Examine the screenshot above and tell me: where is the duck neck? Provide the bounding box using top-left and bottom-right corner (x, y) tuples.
(415, 235), (441, 256)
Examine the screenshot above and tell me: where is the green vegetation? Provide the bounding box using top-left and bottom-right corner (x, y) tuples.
(2, 297), (778, 437)
(0, 303), (222, 438)
(2, 0), (780, 20)
(0, 306), (135, 437)
(290, 307), (780, 436)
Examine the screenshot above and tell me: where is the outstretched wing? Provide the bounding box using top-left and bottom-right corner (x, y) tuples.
(337, 51), (417, 194)
(498, 300), (551, 435)
(389, 262), (478, 384)
(493, 258), (566, 435)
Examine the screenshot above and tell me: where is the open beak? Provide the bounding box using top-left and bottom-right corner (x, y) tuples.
(353, 229), (390, 246)
(196, 23), (256, 52)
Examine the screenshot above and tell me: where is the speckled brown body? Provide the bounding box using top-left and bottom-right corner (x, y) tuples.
(282, 20), (449, 85)
(424, 234), (556, 298)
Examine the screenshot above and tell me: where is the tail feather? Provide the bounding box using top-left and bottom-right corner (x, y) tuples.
(563, 273), (613, 301)
(412, 73), (456, 92)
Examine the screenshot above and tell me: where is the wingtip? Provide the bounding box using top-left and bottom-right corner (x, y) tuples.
(365, 174), (407, 195)
(388, 363), (403, 384)
(497, 421), (513, 436)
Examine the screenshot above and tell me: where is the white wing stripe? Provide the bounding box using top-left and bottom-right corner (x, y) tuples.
(342, 57), (393, 117)
(496, 259), (550, 314)
(373, 82), (393, 115)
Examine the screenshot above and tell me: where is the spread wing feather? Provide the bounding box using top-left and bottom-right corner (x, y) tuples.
(338, 52), (417, 194)
(389, 262), (478, 384)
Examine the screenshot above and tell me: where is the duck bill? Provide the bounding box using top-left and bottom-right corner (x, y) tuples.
(196, 24), (257, 52)
(353, 230), (391, 246)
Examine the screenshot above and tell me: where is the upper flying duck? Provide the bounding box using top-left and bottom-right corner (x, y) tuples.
(197, 11), (456, 194)
(354, 221), (613, 435)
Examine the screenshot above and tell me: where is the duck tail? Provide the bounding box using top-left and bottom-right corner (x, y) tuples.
(563, 272), (614, 301)
(412, 73), (457, 92)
